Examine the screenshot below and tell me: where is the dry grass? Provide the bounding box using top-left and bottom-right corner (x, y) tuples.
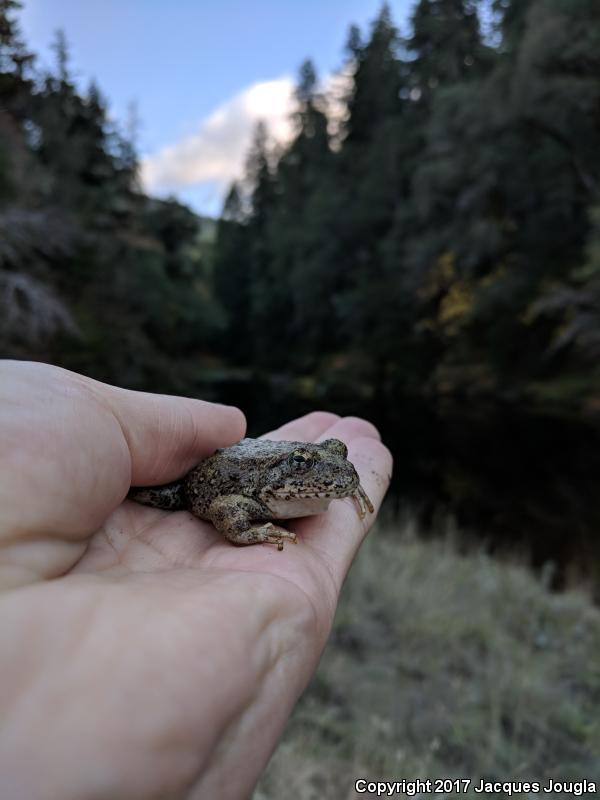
(255, 524), (600, 799)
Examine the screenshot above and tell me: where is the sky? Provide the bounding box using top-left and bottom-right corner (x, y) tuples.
(19, 0), (412, 215)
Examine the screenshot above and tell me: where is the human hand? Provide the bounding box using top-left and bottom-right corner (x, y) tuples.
(0, 361), (392, 800)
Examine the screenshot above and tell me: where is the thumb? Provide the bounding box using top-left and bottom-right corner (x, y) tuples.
(103, 383), (246, 486)
(0, 362), (245, 588)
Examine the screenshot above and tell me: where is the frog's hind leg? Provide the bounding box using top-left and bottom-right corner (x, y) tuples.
(128, 480), (187, 510)
(208, 496), (297, 550)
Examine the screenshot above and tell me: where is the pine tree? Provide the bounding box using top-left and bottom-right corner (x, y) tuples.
(330, 5), (410, 372)
(276, 59), (330, 218)
(213, 184), (252, 362)
(0, 0), (34, 113)
(492, 0), (535, 51)
(269, 59), (337, 366)
(408, 0), (492, 100)
(242, 122), (280, 366)
(344, 3), (402, 145)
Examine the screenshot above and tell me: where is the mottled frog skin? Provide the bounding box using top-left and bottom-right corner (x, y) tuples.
(129, 437), (374, 550)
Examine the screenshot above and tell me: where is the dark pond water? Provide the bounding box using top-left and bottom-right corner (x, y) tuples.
(197, 371), (600, 587)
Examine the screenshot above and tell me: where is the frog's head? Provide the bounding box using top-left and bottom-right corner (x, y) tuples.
(260, 438), (372, 519)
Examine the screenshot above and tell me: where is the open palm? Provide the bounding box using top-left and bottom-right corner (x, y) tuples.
(0, 361), (392, 800)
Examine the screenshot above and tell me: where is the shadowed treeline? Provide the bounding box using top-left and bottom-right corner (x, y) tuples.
(213, 0), (600, 410)
(2, 0), (600, 578)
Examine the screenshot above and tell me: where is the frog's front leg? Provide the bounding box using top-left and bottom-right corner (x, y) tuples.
(207, 495), (298, 550)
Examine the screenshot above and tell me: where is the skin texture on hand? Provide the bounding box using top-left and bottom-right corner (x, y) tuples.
(0, 360), (393, 800)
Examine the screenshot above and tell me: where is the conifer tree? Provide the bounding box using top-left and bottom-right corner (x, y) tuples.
(243, 122), (280, 366)
(344, 3), (402, 146)
(408, 0), (491, 99)
(330, 5), (410, 372)
(492, 0), (534, 51)
(270, 60), (337, 366)
(212, 183), (252, 362)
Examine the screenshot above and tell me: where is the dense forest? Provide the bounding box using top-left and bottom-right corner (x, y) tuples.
(215, 0), (600, 413)
(2, 0), (600, 574)
(0, 0), (220, 389)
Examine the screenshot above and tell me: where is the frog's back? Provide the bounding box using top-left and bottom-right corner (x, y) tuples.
(212, 438), (293, 463)
(184, 437), (282, 515)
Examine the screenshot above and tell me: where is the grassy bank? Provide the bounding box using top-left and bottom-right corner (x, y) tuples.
(256, 527), (600, 798)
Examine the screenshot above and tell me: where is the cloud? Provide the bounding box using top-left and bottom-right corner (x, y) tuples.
(141, 77), (296, 200)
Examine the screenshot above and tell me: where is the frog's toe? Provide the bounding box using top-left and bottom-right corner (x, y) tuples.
(256, 522), (297, 550)
(352, 484), (375, 518)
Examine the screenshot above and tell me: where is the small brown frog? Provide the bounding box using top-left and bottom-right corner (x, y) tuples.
(128, 437), (374, 550)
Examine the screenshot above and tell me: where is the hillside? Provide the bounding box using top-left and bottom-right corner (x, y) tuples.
(257, 529), (600, 798)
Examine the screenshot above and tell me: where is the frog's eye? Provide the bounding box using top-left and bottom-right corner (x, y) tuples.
(322, 439), (348, 459)
(289, 451), (314, 471)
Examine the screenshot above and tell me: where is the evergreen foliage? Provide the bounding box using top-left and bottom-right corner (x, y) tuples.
(213, 0), (600, 416)
(3, 0), (600, 419)
(0, 2), (217, 390)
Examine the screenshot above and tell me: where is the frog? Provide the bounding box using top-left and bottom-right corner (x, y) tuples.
(128, 437), (374, 550)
